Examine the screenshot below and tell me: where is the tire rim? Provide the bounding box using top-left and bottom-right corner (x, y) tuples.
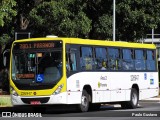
(132, 92), (137, 106)
(81, 95), (88, 109)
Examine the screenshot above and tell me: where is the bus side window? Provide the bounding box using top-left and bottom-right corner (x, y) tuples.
(95, 47), (107, 70)
(135, 49), (146, 70)
(66, 52), (77, 72)
(122, 49), (134, 70)
(80, 47), (93, 70)
(70, 53), (77, 71)
(108, 48), (120, 70)
(146, 50), (156, 70)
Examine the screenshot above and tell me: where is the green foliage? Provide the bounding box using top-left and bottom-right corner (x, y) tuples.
(94, 14), (112, 39)
(1, 0), (160, 46)
(116, 0), (160, 41)
(0, 0), (17, 27)
(29, 0), (91, 38)
(0, 34), (11, 49)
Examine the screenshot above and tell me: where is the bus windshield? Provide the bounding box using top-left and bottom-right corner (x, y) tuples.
(11, 41), (62, 90)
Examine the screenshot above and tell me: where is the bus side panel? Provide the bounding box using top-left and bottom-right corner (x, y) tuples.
(92, 91), (110, 103)
(66, 72), (159, 104)
(66, 91), (82, 104)
(139, 72), (159, 100)
(139, 89), (158, 100)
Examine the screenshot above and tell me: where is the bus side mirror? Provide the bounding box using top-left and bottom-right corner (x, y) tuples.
(3, 56), (7, 67)
(3, 49), (10, 67)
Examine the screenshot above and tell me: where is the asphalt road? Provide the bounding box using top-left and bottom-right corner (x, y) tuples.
(0, 101), (160, 120)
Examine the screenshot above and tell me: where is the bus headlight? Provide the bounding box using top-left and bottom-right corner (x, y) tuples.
(53, 84), (64, 95)
(10, 87), (18, 96)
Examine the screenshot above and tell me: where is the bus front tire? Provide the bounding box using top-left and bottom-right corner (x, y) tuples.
(121, 88), (138, 109)
(78, 90), (89, 112)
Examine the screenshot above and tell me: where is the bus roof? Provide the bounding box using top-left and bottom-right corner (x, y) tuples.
(14, 37), (156, 49)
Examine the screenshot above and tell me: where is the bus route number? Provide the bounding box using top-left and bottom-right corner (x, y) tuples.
(130, 75), (139, 81)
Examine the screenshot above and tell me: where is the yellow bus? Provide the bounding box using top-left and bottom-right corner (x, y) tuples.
(10, 36), (159, 112)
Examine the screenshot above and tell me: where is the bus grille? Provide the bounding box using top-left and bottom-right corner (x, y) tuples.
(21, 97), (50, 104)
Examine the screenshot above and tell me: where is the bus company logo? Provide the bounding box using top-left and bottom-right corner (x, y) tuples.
(100, 76), (107, 80)
(98, 82), (107, 88)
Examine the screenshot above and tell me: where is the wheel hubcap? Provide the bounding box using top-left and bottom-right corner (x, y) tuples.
(132, 92), (137, 105)
(81, 96), (88, 108)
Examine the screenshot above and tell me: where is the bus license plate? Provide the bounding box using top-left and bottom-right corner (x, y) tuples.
(30, 101), (41, 105)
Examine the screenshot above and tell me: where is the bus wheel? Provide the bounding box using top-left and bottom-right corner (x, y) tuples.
(129, 88), (139, 109)
(121, 88), (138, 109)
(78, 90), (89, 112)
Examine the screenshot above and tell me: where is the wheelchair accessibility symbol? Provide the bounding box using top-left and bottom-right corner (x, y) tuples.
(36, 74), (44, 82)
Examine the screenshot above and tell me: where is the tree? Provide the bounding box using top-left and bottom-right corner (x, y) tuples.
(29, 0), (91, 38)
(83, 0), (113, 40)
(1, 0), (160, 43)
(116, 0), (160, 41)
(0, 0), (16, 48)
(0, 0), (17, 27)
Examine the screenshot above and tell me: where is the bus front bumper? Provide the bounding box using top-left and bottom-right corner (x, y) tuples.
(11, 92), (68, 106)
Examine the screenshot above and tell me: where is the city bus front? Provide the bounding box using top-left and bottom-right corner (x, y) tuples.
(10, 40), (67, 106)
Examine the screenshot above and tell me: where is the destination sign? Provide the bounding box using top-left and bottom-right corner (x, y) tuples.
(13, 41), (62, 50)
(16, 74), (35, 79)
(19, 42), (54, 49)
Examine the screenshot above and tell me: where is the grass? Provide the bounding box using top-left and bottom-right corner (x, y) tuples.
(0, 95), (12, 107)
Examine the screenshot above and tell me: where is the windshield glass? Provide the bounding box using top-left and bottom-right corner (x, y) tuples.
(11, 41), (62, 90)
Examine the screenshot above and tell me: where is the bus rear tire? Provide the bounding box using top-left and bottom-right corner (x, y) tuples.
(78, 90), (89, 112)
(121, 88), (138, 109)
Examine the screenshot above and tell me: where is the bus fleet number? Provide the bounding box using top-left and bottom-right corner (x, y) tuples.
(130, 75), (139, 81)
